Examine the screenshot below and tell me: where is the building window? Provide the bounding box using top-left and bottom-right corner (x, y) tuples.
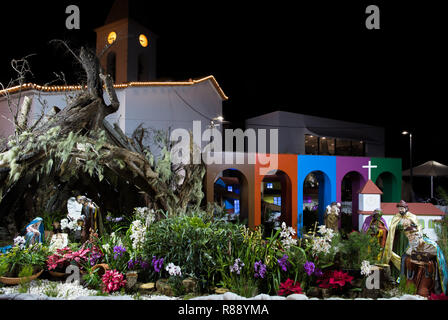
(352, 141), (364, 156)
(227, 186), (233, 192)
(266, 183), (273, 189)
(234, 200), (240, 214)
(334, 139), (365, 156)
(336, 139), (351, 156)
(305, 135), (318, 155)
(273, 197), (281, 206)
(319, 137), (335, 155)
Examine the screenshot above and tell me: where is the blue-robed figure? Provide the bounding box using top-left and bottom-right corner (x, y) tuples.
(22, 217), (45, 246)
(400, 222), (448, 296)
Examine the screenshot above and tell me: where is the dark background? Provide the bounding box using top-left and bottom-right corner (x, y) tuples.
(0, 0), (446, 198)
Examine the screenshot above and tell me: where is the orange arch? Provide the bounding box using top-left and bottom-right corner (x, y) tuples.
(255, 154), (298, 231)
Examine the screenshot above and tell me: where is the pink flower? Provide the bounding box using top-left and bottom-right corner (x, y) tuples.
(102, 269), (126, 293)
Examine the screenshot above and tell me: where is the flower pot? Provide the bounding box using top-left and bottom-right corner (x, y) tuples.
(48, 270), (69, 279)
(126, 271), (138, 289)
(0, 269), (43, 285)
(91, 264), (109, 277)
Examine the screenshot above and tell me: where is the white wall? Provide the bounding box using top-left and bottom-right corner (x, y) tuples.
(1, 82), (223, 156)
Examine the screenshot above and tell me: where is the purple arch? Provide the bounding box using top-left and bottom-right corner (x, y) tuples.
(336, 157), (369, 230)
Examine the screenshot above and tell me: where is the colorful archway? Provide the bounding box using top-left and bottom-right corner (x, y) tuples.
(297, 155), (337, 235)
(255, 154), (297, 231)
(371, 157), (402, 202)
(336, 156), (368, 230)
(205, 153), (255, 227)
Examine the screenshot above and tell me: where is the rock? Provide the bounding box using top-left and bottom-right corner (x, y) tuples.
(307, 287), (321, 298)
(191, 294), (224, 300)
(399, 294), (426, 300)
(74, 295), (134, 300)
(182, 278), (197, 293)
(321, 288), (332, 299)
(269, 296), (286, 300)
(348, 290), (359, 299)
(0, 294), (21, 300)
(362, 288), (381, 299)
(249, 294), (272, 300)
(13, 294), (49, 300)
(215, 287), (229, 294)
(286, 294), (309, 300)
(156, 279), (174, 296)
(223, 292), (244, 300)
(138, 282), (155, 294)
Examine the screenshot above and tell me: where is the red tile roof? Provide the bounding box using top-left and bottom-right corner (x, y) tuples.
(381, 203), (444, 216)
(360, 203), (445, 216)
(359, 180), (383, 195)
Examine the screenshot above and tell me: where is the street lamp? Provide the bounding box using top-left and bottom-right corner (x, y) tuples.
(402, 131), (413, 199)
(210, 116), (225, 129)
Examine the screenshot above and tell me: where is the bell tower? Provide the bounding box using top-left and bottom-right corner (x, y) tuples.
(94, 0), (157, 83)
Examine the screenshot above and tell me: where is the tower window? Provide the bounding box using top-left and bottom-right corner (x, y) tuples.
(266, 183), (273, 189)
(106, 51), (117, 81)
(137, 53), (147, 81)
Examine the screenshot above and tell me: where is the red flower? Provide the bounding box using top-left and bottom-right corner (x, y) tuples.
(102, 269), (127, 293)
(428, 293), (448, 300)
(317, 270), (353, 289)
(277, 278), (303, 296)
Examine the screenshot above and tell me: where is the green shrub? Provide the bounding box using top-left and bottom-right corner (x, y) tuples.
(142, 210), (243, 292)
(398, 278), (417, 295)
(339, 231), (381, 269)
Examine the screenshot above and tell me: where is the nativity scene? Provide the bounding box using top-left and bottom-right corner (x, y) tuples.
(0, 0), (447, 302)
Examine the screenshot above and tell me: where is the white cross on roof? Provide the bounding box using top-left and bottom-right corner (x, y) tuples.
(362, 160), (378, 180)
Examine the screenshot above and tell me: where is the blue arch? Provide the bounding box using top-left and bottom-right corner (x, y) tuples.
(297, 155), (337, 236)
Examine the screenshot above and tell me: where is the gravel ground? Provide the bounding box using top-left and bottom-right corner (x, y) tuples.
(0, 280), (428, 300)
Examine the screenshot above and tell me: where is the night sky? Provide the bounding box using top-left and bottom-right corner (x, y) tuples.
(1, 1), (446, 189)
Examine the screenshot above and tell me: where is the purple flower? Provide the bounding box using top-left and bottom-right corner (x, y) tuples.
(254, 260), (267, 279)
(113, 217), (124, 223)
(113, 246), (126, 260)
(278, 254), (290, 272)
(140, 260), (150, 270)
(152, 256), (164, 273)
(230, 258), (245, 275)
(128, 257), (150, 270)
(314, 268), (324, 278)
(90, 252), (102, 266)
(304, 261), (315, 276)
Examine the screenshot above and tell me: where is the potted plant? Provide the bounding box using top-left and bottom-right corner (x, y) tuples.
(126, 257), (150, 289)
(0, 243), (48, 285)
(46, 247), (73, 278)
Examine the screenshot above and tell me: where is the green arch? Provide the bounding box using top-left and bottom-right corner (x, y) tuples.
(371, 158), (402, 203)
